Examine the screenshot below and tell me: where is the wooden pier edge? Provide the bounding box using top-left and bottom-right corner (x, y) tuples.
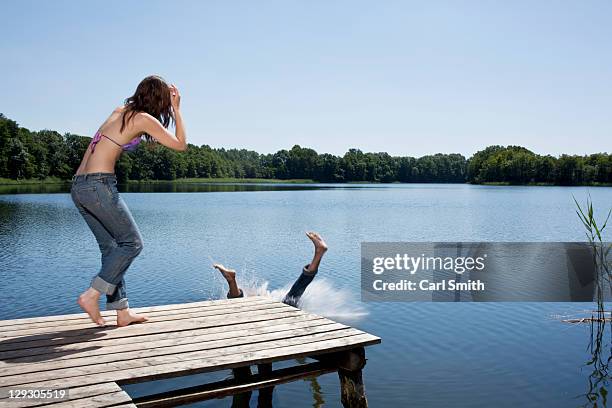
(132, 347), (373, 408)
(0, 297), (380, 408)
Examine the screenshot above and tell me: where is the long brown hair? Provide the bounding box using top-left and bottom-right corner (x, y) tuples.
(121, 75), (174, 141)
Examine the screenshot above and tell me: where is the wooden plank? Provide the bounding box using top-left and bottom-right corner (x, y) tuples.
(0, 315), (329, 362)
(38, 389), (133, 408)
(0, 308), (308, 355)
(0, 322), (347, 376)
(0, 298), (273, 333)
(0, 385), (128, 407)
(7, 390), (132, 408)
(1, 331), (380, 389)
(4, 383), (124, 408)
(115, 332), (380, 384)
(0, 299), (380, 408)
(0, 300), (281, 340)
(0, 301), (289, 339)
(0, 305), (302, 350)
(105, 405), (136, 408)
(0, 327), (363, 385)
(133, 362), (338, 408)
(0, 296), (269, 328)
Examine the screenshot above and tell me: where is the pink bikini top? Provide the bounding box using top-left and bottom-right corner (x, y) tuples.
(90, 131), (141, 153)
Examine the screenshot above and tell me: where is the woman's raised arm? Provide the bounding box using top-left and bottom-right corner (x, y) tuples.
(136, 84), (187, 151)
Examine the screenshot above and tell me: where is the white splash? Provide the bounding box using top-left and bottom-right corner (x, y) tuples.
(206, 265), (368, 323)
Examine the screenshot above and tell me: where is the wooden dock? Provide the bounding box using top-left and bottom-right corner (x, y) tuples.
(0, 296), (380, 407)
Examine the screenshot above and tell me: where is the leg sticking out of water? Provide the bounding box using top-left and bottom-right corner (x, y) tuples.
(283, 231), (328, 307)
(212, 231), (327, 305)
(116, 308), (149, 327)
(77, 287), (106, 326)
(213, 264), (244, 298)
(305, 231), (328, 273)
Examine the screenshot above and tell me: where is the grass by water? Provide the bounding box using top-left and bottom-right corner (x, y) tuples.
(2, 177), (609, 186)
(0, 177), (316, 185)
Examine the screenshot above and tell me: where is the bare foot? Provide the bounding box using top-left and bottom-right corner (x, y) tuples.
(77, 288), (106, 326)
(213, 263), (237, 282)
(306, 231), (328, 254)
(116, 308), (149, 327)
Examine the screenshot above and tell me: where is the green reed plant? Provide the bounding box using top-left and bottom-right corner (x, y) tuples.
(573, 194), (611, 314)
(573, 195), (612, 408)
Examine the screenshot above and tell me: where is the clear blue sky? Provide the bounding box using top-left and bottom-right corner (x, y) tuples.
(1, 0), (610, 157)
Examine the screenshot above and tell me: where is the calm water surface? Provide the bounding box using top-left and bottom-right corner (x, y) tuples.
(1, 183), (611, 407)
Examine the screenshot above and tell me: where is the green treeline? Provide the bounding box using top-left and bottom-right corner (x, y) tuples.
(467, 145), (611, 185)
(1, 113), (610, 185)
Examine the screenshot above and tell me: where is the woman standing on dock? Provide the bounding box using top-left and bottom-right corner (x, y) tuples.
(72, 75), (187, 327)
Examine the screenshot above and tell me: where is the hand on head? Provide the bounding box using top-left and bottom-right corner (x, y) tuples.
(169, 84), (181, 110)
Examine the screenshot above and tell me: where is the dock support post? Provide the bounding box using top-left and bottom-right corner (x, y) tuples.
(338, 368), (368, 408)
(231, 366), (252, 408)
(257, 363), (274, 408)
(336, 347), (368, 408)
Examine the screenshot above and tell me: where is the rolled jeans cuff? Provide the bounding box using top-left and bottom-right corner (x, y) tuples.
(228, 289), (244, 299)
(303, 264), (317, 275)
(106, 298), (129, 310)
(91, 276), (117, 295)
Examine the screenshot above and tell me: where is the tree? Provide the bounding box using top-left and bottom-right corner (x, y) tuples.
(0, 114), (609, 185)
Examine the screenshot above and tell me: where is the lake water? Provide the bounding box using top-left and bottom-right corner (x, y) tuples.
(1, 183), (611, 407)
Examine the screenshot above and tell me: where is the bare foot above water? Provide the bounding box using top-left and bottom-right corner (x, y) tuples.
(213, 263), (237, 282)
(306, 231), (328, 253)
(77, 288), (106, 327)
(116, 308), (149, 327)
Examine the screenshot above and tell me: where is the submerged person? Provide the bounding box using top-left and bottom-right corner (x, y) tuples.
(213, 232), (328, 307)
(212, 232), (327, 408)
(72, 75), (187, 327)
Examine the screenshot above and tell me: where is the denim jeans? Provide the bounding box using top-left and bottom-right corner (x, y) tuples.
(228, 265), (316, 308)
(71, 173), (143, 310)
(282, 265), (317, 307)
